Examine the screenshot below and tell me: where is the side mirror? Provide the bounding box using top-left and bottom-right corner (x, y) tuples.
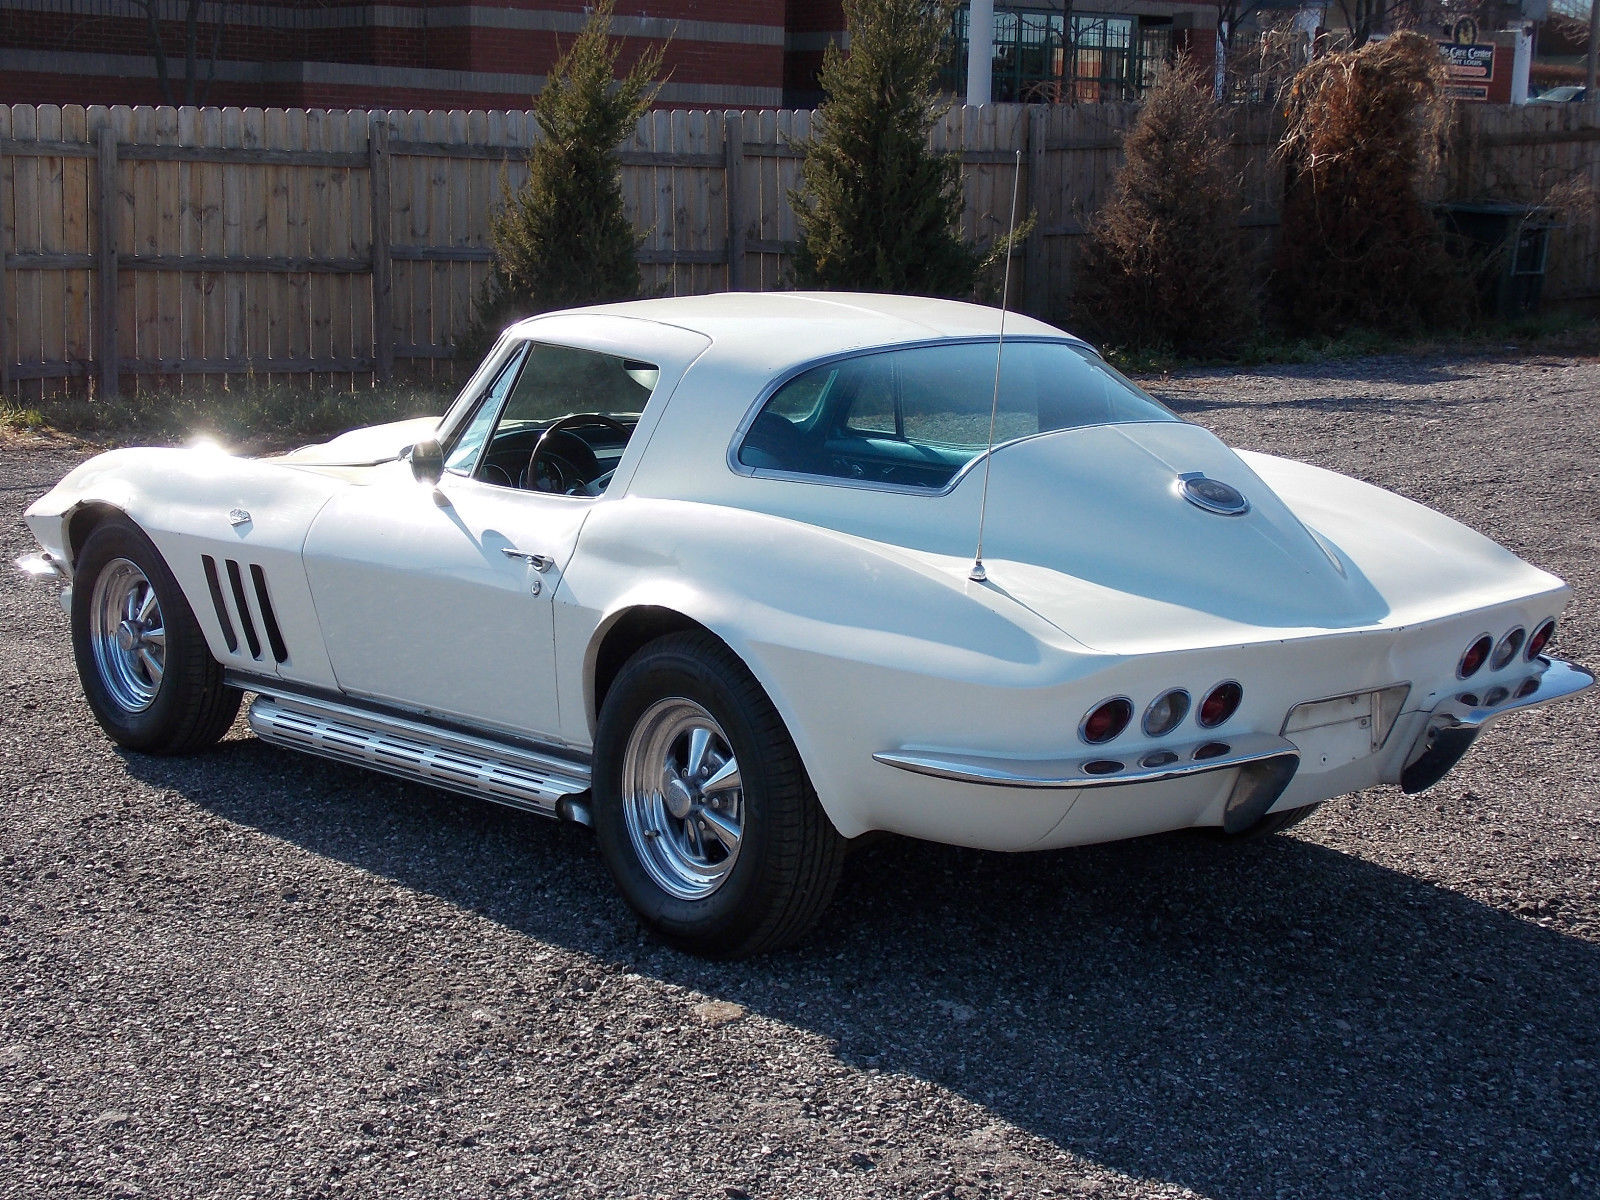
(408, 438), (444, 485)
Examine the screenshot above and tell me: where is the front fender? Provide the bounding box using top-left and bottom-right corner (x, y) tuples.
(25, 446), (348, 686)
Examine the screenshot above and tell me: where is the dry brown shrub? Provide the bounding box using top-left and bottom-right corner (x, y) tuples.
(1274, 31), (1469, 335)
(1069, 58), (1256, 356)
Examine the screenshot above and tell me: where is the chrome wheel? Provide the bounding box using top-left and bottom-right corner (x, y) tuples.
(89, 557), (166, 713)
(620, 697), (744, 901)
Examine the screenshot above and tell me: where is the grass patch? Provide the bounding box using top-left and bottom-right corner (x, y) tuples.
(1102, 309), (1600, 376)
(0, 401), (48, 434)
(21, 380), (455, 453)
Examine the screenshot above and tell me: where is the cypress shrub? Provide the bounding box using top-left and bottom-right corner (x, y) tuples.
(792, 0), (1021, 298)
(1274, 32), (1468, 336)
(466, 0), (664, 352)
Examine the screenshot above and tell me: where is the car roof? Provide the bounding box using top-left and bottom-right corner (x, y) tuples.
(506, 292), (1079, 365)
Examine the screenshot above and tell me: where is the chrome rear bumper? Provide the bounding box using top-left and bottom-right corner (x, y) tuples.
(874, 732), (1302, 835)
(1401, 655), (1594, 793)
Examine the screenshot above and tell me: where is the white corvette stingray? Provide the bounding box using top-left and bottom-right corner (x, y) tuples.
(18, 294), (1592, 956)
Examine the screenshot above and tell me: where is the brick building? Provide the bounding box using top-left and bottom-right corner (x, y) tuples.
(0, 0), (1218, 111)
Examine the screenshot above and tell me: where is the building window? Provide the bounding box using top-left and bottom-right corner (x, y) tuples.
(941, 6), (1171, 103)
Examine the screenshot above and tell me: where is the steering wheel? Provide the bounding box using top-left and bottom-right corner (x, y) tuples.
(525, 414), (633, 495)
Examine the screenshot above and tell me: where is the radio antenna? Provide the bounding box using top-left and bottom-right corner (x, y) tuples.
(969, 148), (1023, 585)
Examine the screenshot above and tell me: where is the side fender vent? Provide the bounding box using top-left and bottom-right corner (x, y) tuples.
(249, 563), (289, 664)
(205, 556), (290, 665)
(202, 555), (238, 654)
(224, 559), (263, 660)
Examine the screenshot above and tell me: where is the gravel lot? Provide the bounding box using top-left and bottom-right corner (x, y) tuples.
(2, 352), (1597, 1200)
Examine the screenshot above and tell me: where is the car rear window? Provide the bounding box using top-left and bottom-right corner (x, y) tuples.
(735, 339), (1178, 489)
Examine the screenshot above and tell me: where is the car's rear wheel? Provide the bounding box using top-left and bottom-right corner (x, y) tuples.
(592, 631), (845, 958)
(71, 518), (241, 754)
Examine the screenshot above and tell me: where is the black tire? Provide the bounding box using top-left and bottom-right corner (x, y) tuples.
(70, 517), (242, 754)
(1205, 801), (1323, 842)
(592, 631), (845, 958)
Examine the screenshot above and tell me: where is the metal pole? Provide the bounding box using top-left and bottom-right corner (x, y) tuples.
(1586, 0), (1597, 93)
(967, 0), (995, 106)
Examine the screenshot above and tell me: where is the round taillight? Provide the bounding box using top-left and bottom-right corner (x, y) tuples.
(1526, 618), (1555, 661)
(1142, 688), (1191, 738)
(1490, 628), (1525, 671)
(1079, 697), (1133, 745)
(1458, 634), (1493, 679)
(1197, 681), (1242, 729)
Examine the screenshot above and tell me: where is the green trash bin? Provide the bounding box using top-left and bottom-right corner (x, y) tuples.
(1435, 202), (1553, 319)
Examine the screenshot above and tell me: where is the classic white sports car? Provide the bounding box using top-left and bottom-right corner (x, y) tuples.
(17, 293), (1593, 957)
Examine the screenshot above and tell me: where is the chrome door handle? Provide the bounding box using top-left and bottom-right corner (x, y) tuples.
(501, 548), (554, 571)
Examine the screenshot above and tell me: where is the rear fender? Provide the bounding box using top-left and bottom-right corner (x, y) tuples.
(556, 498), (1094, 837)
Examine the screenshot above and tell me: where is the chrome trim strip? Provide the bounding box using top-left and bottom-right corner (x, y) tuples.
(873, 732), (1299, 790)
(1430, 655), (1593, 730)
(227, 671), (591, 763)
(246, 691), (591, 818)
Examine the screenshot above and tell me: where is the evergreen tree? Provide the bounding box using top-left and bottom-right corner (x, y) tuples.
(792, 0), (1010, 298)
(470, 0), (663, 345)
(1070, 57), (1257, 355)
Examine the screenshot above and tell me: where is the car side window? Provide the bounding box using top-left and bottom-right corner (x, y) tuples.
(444, 344), (528, 475)
(465, 342), (659, 494)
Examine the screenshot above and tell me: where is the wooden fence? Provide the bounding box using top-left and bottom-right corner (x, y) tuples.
(1, 99), (1597, 398)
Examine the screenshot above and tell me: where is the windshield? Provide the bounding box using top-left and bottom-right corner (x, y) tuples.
(736, 339), (1177, 490)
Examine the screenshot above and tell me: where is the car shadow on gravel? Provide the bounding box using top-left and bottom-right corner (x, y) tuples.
(127, 739), (1599, 1200)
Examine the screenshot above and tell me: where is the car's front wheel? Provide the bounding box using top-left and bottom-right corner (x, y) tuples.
(71, 517), (242, 754)
(592, 631), (845, 958)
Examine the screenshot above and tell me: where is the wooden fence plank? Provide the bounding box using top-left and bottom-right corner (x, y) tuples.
(12, 106), (41, 397)
(258, 108), (284, 378)
(176, 106), (200, 382)
(400, 110), (429, 373)
(197, 107), (223, 380)
(424, 111), (450, 366)
(0, 106), (12, 396)
(240, 108), (267, 378)
(124, 106), (154, 379)
(37, 106), (66, 393)
(724, 112), (744, 290)
(342, 110), (370, 384)
(369, 115), (392, 383)
(154, 106), (182, 376)
(219, 107), (244, 366)
(94, 118), (118, 397)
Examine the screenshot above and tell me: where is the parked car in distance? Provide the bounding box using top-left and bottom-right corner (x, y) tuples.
(17, 293), (1594, 956)
(1531, 85), (1589, 103)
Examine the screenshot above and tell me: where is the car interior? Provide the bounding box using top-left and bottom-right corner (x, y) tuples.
(737, 339), (1176, 491)
(444, 340), (658, 496)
